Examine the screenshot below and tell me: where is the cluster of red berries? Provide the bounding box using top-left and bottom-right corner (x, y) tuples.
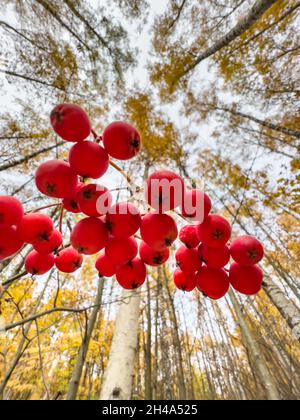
(176, 223), (264, 299)
(0, 103), (264, 299)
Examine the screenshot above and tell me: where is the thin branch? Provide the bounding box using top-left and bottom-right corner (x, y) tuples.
(0, 142), (65, 172)
(0, 70), (70, 94)
(167, 0), (187, 32)
(4, 305), (102, 331)
(2, 271), (28, 287)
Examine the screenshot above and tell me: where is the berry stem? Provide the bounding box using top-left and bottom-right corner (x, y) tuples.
(59, 206), (64, 234)
(91, 128), (98, 140)
(109, 160), (133, 185)
(27, 203), (61, 214)
(91, 129), (102, 143)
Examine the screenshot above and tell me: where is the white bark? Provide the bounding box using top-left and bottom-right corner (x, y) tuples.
(100, 290), (141, 400)
(263, 277), (300, 342)
(186, 0), (277, 73)
(229, 289), (280, 400)
(213, 105), (300, 139)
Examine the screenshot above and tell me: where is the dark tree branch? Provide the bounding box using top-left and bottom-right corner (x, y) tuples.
(0, 142), (65, 173)
(4, 305), (102, 332)
(0, 70), (71, 93)
(167, 0), (187, 32)
(35, 0), (92, 52)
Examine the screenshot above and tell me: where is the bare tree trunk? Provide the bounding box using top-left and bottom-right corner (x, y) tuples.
(144, 277), (152, 399)
(35, 0), (92, 51)
(99, 289), (141, 400)
(202, 304), (225, 396)
(179, 299), (196, 399)
(209, 104), (300, 139)
(213, 302), (248, 400)
(248, 301), (300, 397)
(63, 0), (117, 67)
(67, 277), (104, 400)
(0, 141), (64, 173)
(228, 289), (280, 400)
(184, 0), (277, 75)
(263, 277), (300, 342)
(162, 267), (186, 399)
(100, 164), (150, 401)
(152, 277), (161, 399)
(159, 287), (173, 399)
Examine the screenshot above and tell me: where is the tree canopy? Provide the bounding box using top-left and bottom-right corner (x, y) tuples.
(0, 0), (299, 401)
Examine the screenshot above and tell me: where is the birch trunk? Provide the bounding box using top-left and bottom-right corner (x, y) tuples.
(162, 267), (186, 399)
(0, 141), (64, 173)
(229, 289), (280, 400)
(185, 0), (277, 74)
(100, 164), (150, 400)
(67, 277), (104, 400)
(213, 105), (300, 139)
(144, 277), (152, 399)
(263, 276), (300, 342)
(99, 289), (141, 400)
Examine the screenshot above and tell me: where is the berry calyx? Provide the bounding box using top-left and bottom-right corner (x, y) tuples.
(179, 225), (200, 249)
(230, 235), (264, 266)
(18, 213), (54, 244)
(197, 214), (231, 248)
(77, 184), (112, 217)
(69, 141), (109, 179)
(103, 121), (141, 160)
(139, 241), (170, 266)
(175, 246), (202, 274)
(196, 266), (229, 300)
(140, 213), (178, 251)
(55, 247), (83, 273)
(0, 196), (24, 228)
(198, 244), (230, 269)
(50, 103), (91, 142)
(35, 160), (78, 199)
(105, 202), (141, 238)
(25, 250), (55, 275)
(105, 236), (138, 267)
(33, 230), (62, 254)
(173, 269), (197, 292)
(0, 226), (24, 261)
(229, 262), (263, 295)
(116, 258), (146, 290)
(181, 189), (211, 222)
(95, 253), (116, 277)
(63, 182), (85, 213)
(71, 217), (109, 255)
(146, 170), (184, 212)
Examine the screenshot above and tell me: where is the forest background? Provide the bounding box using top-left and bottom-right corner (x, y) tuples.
(0, 0), (299, 401)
